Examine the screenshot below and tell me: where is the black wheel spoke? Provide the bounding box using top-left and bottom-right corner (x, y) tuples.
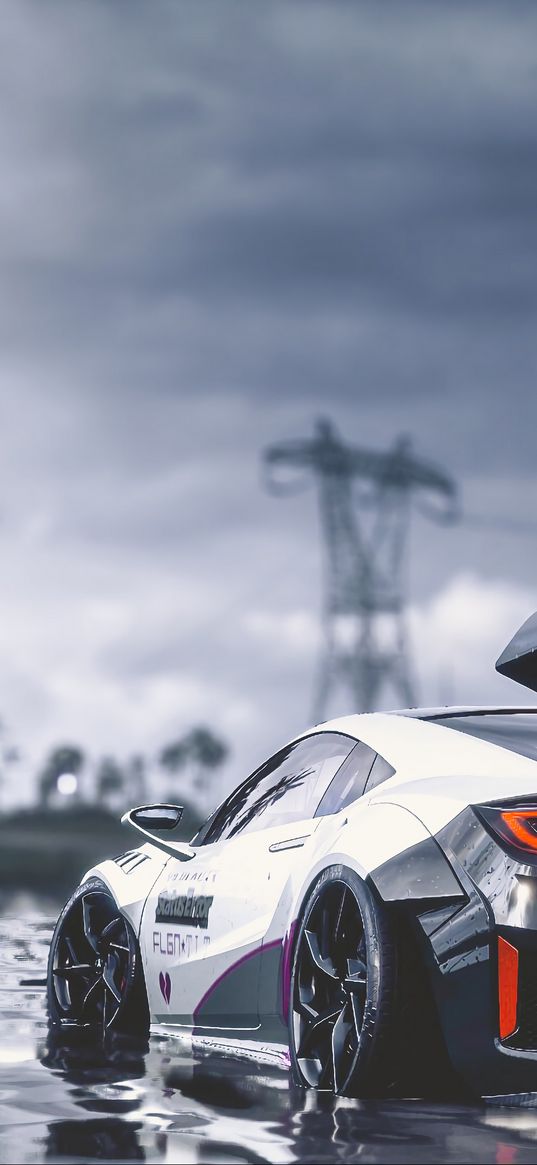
(100, 917), (124, 944)
(333, 886), (347, 943)
(65, 936), (80, 965)
(102, 979), (108, 1036)
(346, 955), (366, 979)
(296, 994), (317, 1022)
(345, 956), (367, 997)
(317, 1052), (334, 1089)
(331, 1005), (352, 1093)
(320, 901), (328, 949)
(103, 956), (122, 1004)
(349, 990), (363, 1038)
(105, 998), (120, 1031)
(82, 896), (99, 953)
(102, 972), (122, 1033)
(81, 975), (102, 1015)
(345, 976), (366, 996)
(297, 1004), (340, 1058)
(53, 964), (95, 979)
(305, 929), (338, 981)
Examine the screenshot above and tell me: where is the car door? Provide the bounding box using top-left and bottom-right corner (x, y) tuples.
(257, 738), (381, 1029)
(140, 732), (355, 1030)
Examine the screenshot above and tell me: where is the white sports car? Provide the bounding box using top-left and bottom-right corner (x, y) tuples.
(47, 612), (537, 1099)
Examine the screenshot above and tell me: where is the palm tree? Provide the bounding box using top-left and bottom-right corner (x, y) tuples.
(159, 725), (228, 801)
(96, 757), (125, 806)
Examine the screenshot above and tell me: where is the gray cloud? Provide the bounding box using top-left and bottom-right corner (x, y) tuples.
(0, 2), (536, 802)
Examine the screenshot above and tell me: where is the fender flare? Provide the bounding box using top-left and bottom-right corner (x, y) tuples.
(289, 803), (464, 922)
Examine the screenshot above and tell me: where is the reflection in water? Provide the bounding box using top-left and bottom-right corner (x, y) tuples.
(41, 1026), (148, 1091)
(2, 913), (537, 1163)
(45, 1119), (146, 1162)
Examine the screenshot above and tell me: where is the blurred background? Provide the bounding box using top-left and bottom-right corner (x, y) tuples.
(0, 2), (537, 901)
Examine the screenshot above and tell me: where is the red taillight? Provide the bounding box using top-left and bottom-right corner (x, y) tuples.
(500, 810), (537, 852)
(477, 804), (537, 858)
(498, 936), (518, 1039)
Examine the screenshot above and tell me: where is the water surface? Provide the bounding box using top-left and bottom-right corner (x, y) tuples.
(2, 907), (537, 1164)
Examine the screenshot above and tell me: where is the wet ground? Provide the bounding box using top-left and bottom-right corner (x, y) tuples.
(2, 904), (537, 1164)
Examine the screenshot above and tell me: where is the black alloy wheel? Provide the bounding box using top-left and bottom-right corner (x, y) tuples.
(289, 865), (397, 1096)
(47, 878), (147, 1037)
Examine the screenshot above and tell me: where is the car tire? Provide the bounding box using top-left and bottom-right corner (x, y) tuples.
(47, 877), (148, 1036)
(288, 864), (399, 1097)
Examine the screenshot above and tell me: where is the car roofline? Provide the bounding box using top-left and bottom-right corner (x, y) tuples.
(387, 705), (537, 720)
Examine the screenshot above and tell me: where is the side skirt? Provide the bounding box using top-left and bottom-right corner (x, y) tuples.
(151, 1022), (290, 1072)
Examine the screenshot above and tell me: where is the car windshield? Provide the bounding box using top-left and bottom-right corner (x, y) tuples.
(428, 712), (537, 763)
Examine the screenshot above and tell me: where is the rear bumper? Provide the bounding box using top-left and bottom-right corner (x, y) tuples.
(419, 809), (537, 1096)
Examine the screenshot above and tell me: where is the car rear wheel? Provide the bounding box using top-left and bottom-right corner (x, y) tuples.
(47, 878), (148, 1036)
(289, 865), (398, 1096)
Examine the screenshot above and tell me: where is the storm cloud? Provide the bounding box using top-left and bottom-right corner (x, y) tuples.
(0, 2), (536, 802)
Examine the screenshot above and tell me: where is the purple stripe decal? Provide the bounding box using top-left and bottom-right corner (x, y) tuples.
(193, 937), (282, 1022)
(281, 920), (298, 1022)
(193, 921), (299, 1024)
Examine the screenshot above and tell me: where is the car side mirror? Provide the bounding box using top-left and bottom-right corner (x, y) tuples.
(130, 804), (184, 831)
(121, 803), (195, 861)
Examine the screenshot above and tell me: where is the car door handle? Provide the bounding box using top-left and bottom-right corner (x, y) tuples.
(269, 834), (310, 853)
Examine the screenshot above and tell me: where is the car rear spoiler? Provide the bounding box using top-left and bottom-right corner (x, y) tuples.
(496, 611), (537, 693)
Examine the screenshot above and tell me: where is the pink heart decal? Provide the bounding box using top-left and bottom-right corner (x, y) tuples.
(159, 970), (171, 1005)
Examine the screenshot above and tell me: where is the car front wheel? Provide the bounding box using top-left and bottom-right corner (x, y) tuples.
(47, 877), (148, 1037)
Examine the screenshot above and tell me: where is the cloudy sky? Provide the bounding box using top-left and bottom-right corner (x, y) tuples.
(1, 1), (537, 805)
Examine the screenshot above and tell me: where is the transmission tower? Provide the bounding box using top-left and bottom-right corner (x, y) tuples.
(264, 419), (459, 720)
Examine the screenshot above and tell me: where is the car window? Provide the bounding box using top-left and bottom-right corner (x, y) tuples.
(196, 733), (354, 844)
(315, 740), (376, 816)
(364, 751), (395, 792)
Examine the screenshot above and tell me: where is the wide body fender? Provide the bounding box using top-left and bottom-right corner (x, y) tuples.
(82, 842), (170, 935)
(280, 800), (463, 938)
(258, 801), (464, 1038)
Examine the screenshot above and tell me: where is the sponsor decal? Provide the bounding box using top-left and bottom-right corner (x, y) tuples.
(155, 889), (213, 928)
(167, 869), (217, 884)
(159, 970), (171, 1005)
(113, 850), (150, 874)
(152, 930), (210, 958)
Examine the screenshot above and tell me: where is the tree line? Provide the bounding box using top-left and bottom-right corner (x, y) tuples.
(37, 724), (229, 811)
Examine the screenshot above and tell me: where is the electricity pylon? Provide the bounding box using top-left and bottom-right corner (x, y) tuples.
(264, 419), (459, 720)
